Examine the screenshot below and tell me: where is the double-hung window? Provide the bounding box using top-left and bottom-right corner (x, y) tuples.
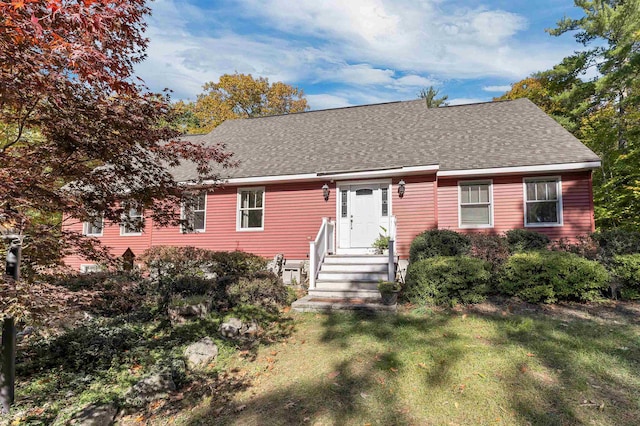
(181, 192), (207, 233)
(237, 188), (264, 230)
(459, 181), (493, 227)
(121, 204), (144, 236)
(83, 216), (104, 236)
(524, 177), (562, 226)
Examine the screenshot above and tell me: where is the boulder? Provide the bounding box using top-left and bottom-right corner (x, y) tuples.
(68, 403), (117, 426)
(125, 373), (176, 406)
(219, 317), (243, 338)
(184, 337), (218, 371)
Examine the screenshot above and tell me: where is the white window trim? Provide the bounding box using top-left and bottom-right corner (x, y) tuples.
(236, 187), (265, 232)
(180, 192), (207, 234)
(82, 216), (104, 237)
(523, 176), (563, 227)
(120, 207), (144, 236)
(458, 179), (494, 229)
(80, 264), (101, 274)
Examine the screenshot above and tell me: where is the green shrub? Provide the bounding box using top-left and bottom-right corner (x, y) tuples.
(592, 229), (640, 261)
(207, 250), (268, 280)
(52, 272), (145, 316)
(409, 230), (471, 263)
(469, 234), (510, 271)
(404, 256), (491, 306)
(499, 251), (609, 303)
(506, 229), (550, 253)
(610, 254), (640, 300)
(226, 271), (290, 311)
(549, 236), (600, 260)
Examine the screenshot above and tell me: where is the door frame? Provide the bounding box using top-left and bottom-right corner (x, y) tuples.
(335, 179), (393, 254)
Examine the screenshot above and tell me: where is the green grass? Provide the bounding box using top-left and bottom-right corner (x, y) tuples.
(188, 307), (640, 426)
(9, 304), (640, 425)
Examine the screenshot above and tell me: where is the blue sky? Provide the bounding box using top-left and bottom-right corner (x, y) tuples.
(136, 0), (585, 110)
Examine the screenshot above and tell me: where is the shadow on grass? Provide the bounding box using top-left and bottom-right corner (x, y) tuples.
(189, 310), (462, 425)
(472, 309), (640, 425)
(190, 352), (411, 426)
(13, 305), (295, 422)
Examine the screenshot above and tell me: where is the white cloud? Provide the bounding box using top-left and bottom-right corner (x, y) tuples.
(448, 97), (489, 106)
(306, 94), (354, 110)
(136, 0), (578, 106)
(482, 85), (512, 92)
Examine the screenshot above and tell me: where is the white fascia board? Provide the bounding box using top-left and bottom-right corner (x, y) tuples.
(195, 164), (440, 186)
(438, 161), (601, 178)
(320, 164), (439, 180)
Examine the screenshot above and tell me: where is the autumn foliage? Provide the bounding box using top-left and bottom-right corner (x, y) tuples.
(175, 72), (309, 134)
(0, 1), (233, 274)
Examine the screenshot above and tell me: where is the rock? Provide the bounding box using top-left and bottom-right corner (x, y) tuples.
(220, 317), (243, 338)
(69, 403), (117, 426)
(125, 373), (176, 407)
(241, 320), (260, 337)
(184, 337), (218, 371)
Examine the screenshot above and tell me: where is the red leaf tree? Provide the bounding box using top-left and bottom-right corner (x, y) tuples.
(0, 0), (233, 270)
(0, 1), (233, 412)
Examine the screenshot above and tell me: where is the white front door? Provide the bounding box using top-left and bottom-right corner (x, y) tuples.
(337, 181), (391, 252)
(350, 185), (379, 247)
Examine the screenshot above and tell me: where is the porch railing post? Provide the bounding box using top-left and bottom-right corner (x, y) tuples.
(388, 239), (395, 282)
(322, 217), (329, 255)
(309, 241), (316, 290)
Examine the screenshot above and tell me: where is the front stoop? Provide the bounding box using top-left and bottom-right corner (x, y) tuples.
(291, 295), (397, 313)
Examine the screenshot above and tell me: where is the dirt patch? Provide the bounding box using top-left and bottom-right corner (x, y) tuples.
(463, 296), (640, 325)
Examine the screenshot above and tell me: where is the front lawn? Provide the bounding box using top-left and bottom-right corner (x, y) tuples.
(186, 302), (640, 426)
(8, 300), (640, 425)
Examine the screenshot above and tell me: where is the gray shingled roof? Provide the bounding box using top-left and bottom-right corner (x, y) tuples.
(171, 98), (599, 182)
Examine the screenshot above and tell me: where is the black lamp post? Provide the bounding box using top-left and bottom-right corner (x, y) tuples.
(398, 180), (406, 198)
(322, 183), (330, 201)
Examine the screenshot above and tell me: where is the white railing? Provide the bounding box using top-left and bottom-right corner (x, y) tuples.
(388, 215), (397, 282)
(309, 217), (336, 290)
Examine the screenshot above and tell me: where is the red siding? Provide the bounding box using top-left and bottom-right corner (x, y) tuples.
(64, 171), (595, 270)
(392, 175), (437, 258)
(437, 171), (595, 240)
(65, 181), (336, 269)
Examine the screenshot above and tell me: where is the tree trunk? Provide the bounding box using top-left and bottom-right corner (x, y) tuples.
(0, 317), (16, 414)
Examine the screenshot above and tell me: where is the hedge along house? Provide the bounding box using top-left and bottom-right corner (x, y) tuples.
(64, 98), (600, 299)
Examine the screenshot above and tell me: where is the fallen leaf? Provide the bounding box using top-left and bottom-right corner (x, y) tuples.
(418, 362), (427, 369)
(390, 367), (398, 373)
(526, 353), (536, 357)
(270, 351), (278, 356)
(328, 371), (341, 379)
(360, 392), (369, 399)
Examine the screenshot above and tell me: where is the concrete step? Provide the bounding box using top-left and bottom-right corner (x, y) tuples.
(321, 263), (388, 273)
(317, 271), (387, 282)
(292, 295), (396, 313)
(308, 288), (381, 298)
(324, 255), (388, 265)
(315, 280), (379, 291)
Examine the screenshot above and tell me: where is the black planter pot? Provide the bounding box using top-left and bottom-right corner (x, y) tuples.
(380, 291), (398, 305)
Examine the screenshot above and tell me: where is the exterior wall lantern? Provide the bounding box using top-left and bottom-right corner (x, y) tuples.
(398, 180), (406, 198)
(322, 183), (330, 201)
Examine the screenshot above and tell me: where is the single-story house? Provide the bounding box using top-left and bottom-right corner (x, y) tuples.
(65, 98), (600, 298)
